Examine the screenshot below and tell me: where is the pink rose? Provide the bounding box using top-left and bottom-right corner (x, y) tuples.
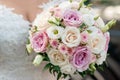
(31, 31), (48, 52)
(63, 9), (82, 27)
(81, 31), (89, 43)
(72, 46), (92, 72)
(49, 39), (59, 48)
(104, 32), (110, 52)
(67, 47), (75, 56)
(58, 44), (68, 54)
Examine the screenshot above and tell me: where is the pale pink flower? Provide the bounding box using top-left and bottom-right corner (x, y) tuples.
(81, 31), (89, 43)
(104, 32), (110, 52)
(63, 9), (83, 27)
(72, 46), (92, 72)
(87, 27), (106, 54)
(49, 39), (59, 48)
(58, 44), (68, 54)
(67, 47), (75, 56)
(31, 31), (48, 52)
(50, 7), (63, 18)
(33, 11), (51, 30)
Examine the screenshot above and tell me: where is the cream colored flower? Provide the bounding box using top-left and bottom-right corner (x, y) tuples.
(47, 49), (69, 66)
(59, 1), (79, 11)
(61, 64), (76, 74)
(62, 27), (81, 47)
(87, 27), (106, 54)
(33, 10), (51, 30)
(96, 51), (107, 65)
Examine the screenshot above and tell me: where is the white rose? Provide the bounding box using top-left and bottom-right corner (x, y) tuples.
(82, 14), (95, 27)
(46, 26), (64, 39)
(80, 7), (97, 16)
(33, 11), (51, 30)
(59, 1), (79, 11)
(61, 64), (76, 74)
(47, 49), (69, 66)
(62, 27), (81, 47)
(96, 51), (107, 65)
(87, 27), (106, 54)
(95, 17), (105, 29)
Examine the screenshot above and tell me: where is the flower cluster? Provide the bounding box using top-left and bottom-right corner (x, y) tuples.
(26, 0), (116, 79)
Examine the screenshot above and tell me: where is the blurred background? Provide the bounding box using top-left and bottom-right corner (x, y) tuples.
(82, 0), (120, 80)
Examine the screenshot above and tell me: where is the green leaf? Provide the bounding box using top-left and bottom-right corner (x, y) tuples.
(53, 69), (57, 76)
(87, 30), (92, 33)
(42, 53), (50, 61)
(26, 44), (33, 54)
(54, 66), (60, 72)
(89, 63), (96, 72)
(78, 0), (87, 10)
(94, 16), (99, 20)
(26, 39), (30, 44)
(102, 19), (116, 32)
(55, 17), (61, 22)
(69, 0), (73, 3)
(80, 23), (86, 28)
(87, 3), (93, 7)
(48, 20), (59, 26)
(57, 72), (62, 80)
(79, 23), (88, 32)
(63, 74), (68, 79)
(31, 26), (38, 33)
(43, 63), (52, 71)
(49, 67), (53, 74)
(78, 72), (86, 77)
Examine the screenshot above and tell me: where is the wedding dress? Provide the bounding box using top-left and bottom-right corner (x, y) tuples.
(0, 5), (56, 80)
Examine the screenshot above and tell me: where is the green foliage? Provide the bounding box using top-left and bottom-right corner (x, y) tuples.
(78, 0), (87, 10)
(69, 0), (73, 3)
(79, 23), (88, 32)
(40, 53), (50, 62)
(48, 20), (60, 26)
(78, 68), (95, 78)
(87, 30), (92, 33)
(95, 62), (108, 71)
(26, 39), (30, 44)
(77, 62), (108, 78)
(84, 0), (91, 5)
(57, 72), (62, 80)
(43, 62), (69, 80)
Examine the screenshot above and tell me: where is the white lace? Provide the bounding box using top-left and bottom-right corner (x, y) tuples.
(0, 5), (55, 80)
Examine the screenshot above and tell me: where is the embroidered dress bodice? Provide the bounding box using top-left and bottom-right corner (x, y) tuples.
(0, 5), (55, 80)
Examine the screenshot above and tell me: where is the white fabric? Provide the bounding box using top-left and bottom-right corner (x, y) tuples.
(0, 5), (56, 80)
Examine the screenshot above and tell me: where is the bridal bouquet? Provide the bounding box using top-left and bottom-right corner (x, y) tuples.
(26, 0), (116, 79)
